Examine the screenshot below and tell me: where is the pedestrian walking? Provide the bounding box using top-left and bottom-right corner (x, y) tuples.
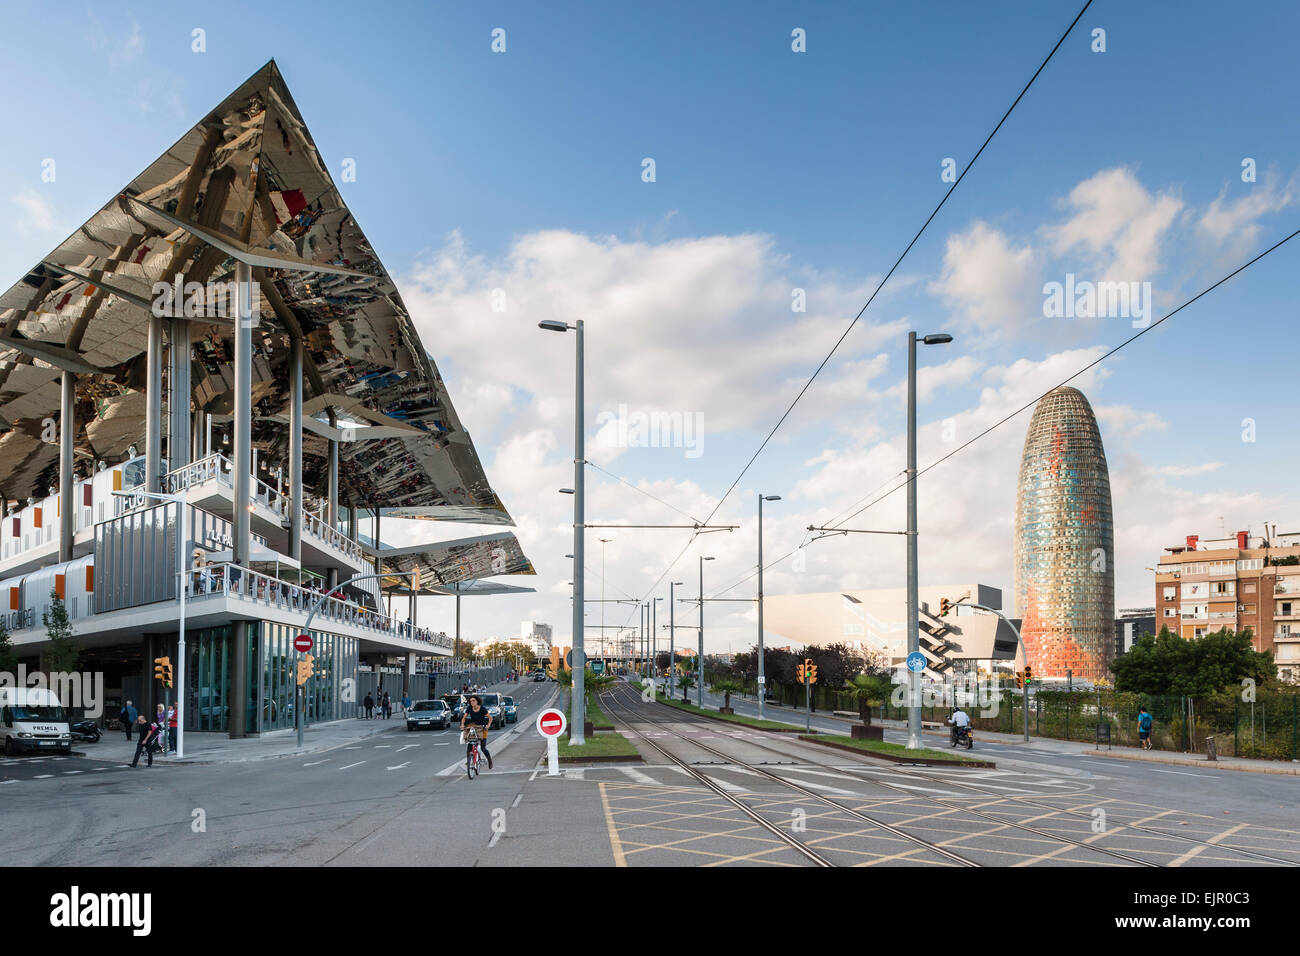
(401, 692), (411, 717)
(130, 717), (160, 768)
(364, 693), (374, 719)
(1137, 707), (1153, 750)
(120, 700), (138, 740)
(155, 704), (167, 752)
(382, 691), (391, 719)
(168, 702), (179, 754)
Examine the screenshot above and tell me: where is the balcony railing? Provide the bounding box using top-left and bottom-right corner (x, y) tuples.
(184, 563), (452, 650)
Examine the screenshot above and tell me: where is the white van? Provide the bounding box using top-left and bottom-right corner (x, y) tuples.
(0, 687), (72, 756)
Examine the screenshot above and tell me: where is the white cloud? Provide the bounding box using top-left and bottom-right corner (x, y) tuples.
(928, 221), (1039, 334)
(1198, 175), (1295, 252)
(1045, 167), (1183, 283)
(11, 189), (58, 235)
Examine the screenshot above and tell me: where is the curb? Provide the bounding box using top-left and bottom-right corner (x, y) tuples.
(653, 697), (819, 733)
(1081, 749), (1300, 775)
(798, 734), (996, 768)
(558, 753), (644, 764)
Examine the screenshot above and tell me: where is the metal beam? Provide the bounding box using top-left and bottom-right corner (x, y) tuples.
(145, 314), (164, 492)
(288, 336), (303, 563)
(59, 372), (74, 562)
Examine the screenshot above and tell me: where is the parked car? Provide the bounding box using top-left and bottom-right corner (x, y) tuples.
(406, 699), (450, 731)
(441, 694), (467, 722)
(502, 696), (518, 724)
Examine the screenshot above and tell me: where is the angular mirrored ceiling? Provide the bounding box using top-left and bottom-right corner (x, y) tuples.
(0, 60), (511, 524)
(362, 531), (536, 591)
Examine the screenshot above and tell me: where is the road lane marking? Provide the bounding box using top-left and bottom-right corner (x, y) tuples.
(617, 766), (659, 785)
(374, 745), (392, 749)
(773, 776), (855, 795)
(387, 762), (411, 771)
(338, 761), (366, 770)
(396, 744), (419, 752)
(34, 774), (53, 779)
(1149, 768), (1218, 777)
(303, 760), (329, 767)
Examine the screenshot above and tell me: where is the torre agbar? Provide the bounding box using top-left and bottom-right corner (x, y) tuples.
(0, 61), (534, 737)
(1013, 386), (1115, 682)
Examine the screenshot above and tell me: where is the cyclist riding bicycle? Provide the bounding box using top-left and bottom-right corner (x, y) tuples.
(461, 694), (494, 770)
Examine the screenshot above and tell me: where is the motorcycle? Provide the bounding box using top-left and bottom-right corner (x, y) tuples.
(950, 723), (973, 749)
(70, 719), (101, 744)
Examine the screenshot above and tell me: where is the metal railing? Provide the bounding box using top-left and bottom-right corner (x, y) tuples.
(185, 562), (452, 649)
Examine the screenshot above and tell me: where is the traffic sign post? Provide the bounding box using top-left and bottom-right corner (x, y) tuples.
(295, 634), (313, 749)
(537, 707), (567, 776)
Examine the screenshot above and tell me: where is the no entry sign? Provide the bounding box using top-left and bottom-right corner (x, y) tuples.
(537, 708), (567, 738)
(294, 634), (313, 653)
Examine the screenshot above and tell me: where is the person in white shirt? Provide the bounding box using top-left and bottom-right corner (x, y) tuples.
(949, 706), (970, 745)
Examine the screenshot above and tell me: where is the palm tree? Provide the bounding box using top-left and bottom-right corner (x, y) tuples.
(678, 673), (695, 702)
(711, 677), (743, 712)
(842, 673), (890, 726)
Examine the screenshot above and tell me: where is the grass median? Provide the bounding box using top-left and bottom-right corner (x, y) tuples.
(652, 690), (804, 732)
(556, 730), (641, 760)
(800, 734), (986, 764)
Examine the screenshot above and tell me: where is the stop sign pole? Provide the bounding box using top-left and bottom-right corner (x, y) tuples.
(294, 633), (313, 748)
(536, 708), (567, 776)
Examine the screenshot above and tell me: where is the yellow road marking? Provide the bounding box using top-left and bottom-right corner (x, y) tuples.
(598, 782), (627, 867)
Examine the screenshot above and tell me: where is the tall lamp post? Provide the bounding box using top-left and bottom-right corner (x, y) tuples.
(113, 489), (187, 759)
(541, 318), (586, 744)
(668, 581), (683, 698)
(698, 555), (714, 707)
(757, 493), (781, 721)
(599, 537), (613, 671)
(905, 331), (952, 749)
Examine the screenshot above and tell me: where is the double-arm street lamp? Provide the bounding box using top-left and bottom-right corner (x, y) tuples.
(540, 319), (586, 744)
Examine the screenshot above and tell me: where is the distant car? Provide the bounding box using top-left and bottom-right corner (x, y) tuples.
(532, 672), (547, 682)
(502, 696), (518, 724)
(406, 699), (450, 731)
(441, 694), (467, 722)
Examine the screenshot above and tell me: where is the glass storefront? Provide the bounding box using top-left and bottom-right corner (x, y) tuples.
(183, 622), (356, 732)
(258, 622), (358, 730)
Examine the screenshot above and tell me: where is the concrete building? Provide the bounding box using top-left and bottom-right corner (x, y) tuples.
(521, 621), (553, 659)
(764, 584), (1019, 680)
(1014, 386), (1115, 682)
(1114, 608), (1157, 657)
(0, 62), (534, 737)
(1154, 527), (1300, 682)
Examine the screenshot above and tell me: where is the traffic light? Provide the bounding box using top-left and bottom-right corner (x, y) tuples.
(807, 663), (818, 685)
(296, 654), (314, 686)
(1015, 670), (1024, 689)
(939, 597), (951, 617)
(1023, 666), (1032, 686)
(795, 663), (806, 683)
(154, 656), (173, 688)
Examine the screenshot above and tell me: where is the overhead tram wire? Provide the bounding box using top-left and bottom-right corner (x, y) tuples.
(692, 0), (1095, 534)
(585, 458), (704, 525)
(637, 0), (1095, 602)
(828, 223), (1300, 532)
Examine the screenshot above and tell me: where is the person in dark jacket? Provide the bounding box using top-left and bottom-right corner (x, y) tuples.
(363, 693), (374, 719)
(120, 700), (138, 740)
(381, 691), (391, 719)
(130, 717), (160, 768)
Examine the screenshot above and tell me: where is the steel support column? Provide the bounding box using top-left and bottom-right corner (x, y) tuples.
(59, 372), (75, 563)
(168, 317), (191, 474)
(230, 261), (254, 738)
(288, 336), (303, 563)
(145, 313), (164, 492)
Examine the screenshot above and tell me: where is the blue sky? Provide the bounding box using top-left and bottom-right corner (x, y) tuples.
(2, 1), (1297, 650)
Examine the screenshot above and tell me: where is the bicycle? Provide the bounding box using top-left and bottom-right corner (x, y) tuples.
(461, 725), (487, 779)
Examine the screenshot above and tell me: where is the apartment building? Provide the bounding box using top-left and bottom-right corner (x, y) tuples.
(1153, 528), (1300, 682)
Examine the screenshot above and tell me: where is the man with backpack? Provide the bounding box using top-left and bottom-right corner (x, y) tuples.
(1137, 707), (1154, 750)
(130, 716), (162, 768)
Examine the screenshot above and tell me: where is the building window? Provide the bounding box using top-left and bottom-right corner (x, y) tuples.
(1164, 607), (1177, 618)
(1162, 586), (1177, 600)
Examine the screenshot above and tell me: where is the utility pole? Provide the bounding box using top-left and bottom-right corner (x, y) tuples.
(757, 493), (781, 720)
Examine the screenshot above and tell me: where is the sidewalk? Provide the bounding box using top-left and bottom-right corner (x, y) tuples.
(83, 679), (523, 766)
(722, 692), (1300, 776)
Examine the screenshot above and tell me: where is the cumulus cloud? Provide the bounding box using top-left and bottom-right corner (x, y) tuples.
(928, 221), (1039, 334)
(11, 189), (58, 235)
(1198, 174), (1295, 253)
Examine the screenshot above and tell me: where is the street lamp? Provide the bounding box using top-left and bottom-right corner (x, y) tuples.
(599, 537), (613, 667)
(905, 330), (952, 749)
(757, 493), (781, 720)
(540, 319), (586, 744)
(668, 581), (683, 698)
(698, 556), (714, 708)
(112, 489), (187, 759)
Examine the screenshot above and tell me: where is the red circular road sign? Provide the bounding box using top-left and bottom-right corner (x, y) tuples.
(536, 708), (567, 738)
(294, 634), (313, 653)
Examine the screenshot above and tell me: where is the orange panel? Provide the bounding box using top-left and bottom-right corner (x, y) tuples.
(55, 574), (65, 600)
(8, 587), (17, 611)
(85, 566), (94, 592)
(33, 507), (42, 526)
(112, 471), (122, 492)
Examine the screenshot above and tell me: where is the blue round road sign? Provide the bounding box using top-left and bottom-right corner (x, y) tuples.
(906, 652), (926, 673)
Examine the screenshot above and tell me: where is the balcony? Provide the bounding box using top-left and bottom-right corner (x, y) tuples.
(184, 563), (452, 651)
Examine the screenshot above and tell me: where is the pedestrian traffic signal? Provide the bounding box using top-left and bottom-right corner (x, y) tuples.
(939, 597), (951, 617)
(154, 656), (173, 688)
(807, 663), (818, 685)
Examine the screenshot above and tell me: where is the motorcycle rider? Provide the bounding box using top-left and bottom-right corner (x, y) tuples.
(948, 704), (971, 745)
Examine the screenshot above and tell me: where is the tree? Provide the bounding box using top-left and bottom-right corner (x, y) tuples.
(841, 673), (892, 725)
(678, 673), (695, 702)
(710, 677), (743, 710)
(42, 590), (79, 674)
(1112, 626), (1275, 696)
(0, 618), (16, 676)
(475, 639), (533, 666)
